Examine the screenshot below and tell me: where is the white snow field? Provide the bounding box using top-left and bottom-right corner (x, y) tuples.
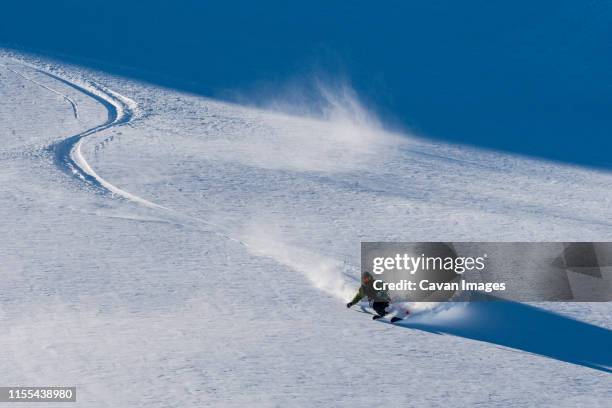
(0, 50), (610, 407)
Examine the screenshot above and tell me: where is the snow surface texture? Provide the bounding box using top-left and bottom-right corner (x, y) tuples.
(0, 50), (610, 407)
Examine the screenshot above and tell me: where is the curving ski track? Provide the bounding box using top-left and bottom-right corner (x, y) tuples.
(8, 62), (250, 245)
(17, 65), (168, 211)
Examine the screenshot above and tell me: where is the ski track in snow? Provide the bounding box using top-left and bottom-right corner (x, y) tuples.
(2, 60), (164, 210)
(41, 67), (168, 211)
(7, 60), (256, 250)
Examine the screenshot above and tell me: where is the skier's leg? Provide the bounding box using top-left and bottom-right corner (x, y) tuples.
(372, 301), (389, 317)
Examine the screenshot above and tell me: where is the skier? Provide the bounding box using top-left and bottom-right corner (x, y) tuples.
(346, 271), (391, 320)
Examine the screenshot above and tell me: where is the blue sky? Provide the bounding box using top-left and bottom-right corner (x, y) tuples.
(2, 0), (611, 168)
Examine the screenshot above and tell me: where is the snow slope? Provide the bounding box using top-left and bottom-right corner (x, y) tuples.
(0, 50), (610, 407)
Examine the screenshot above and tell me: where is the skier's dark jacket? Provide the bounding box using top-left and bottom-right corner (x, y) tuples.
(348, 272), (390, 305)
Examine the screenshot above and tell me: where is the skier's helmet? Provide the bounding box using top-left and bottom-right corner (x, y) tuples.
(362, 271), (374, 283)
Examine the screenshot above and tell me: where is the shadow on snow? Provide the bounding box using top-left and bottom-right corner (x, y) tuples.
(391, 300), (612, 374)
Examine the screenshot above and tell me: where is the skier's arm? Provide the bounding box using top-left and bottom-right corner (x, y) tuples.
(346, 286), (365, 307)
